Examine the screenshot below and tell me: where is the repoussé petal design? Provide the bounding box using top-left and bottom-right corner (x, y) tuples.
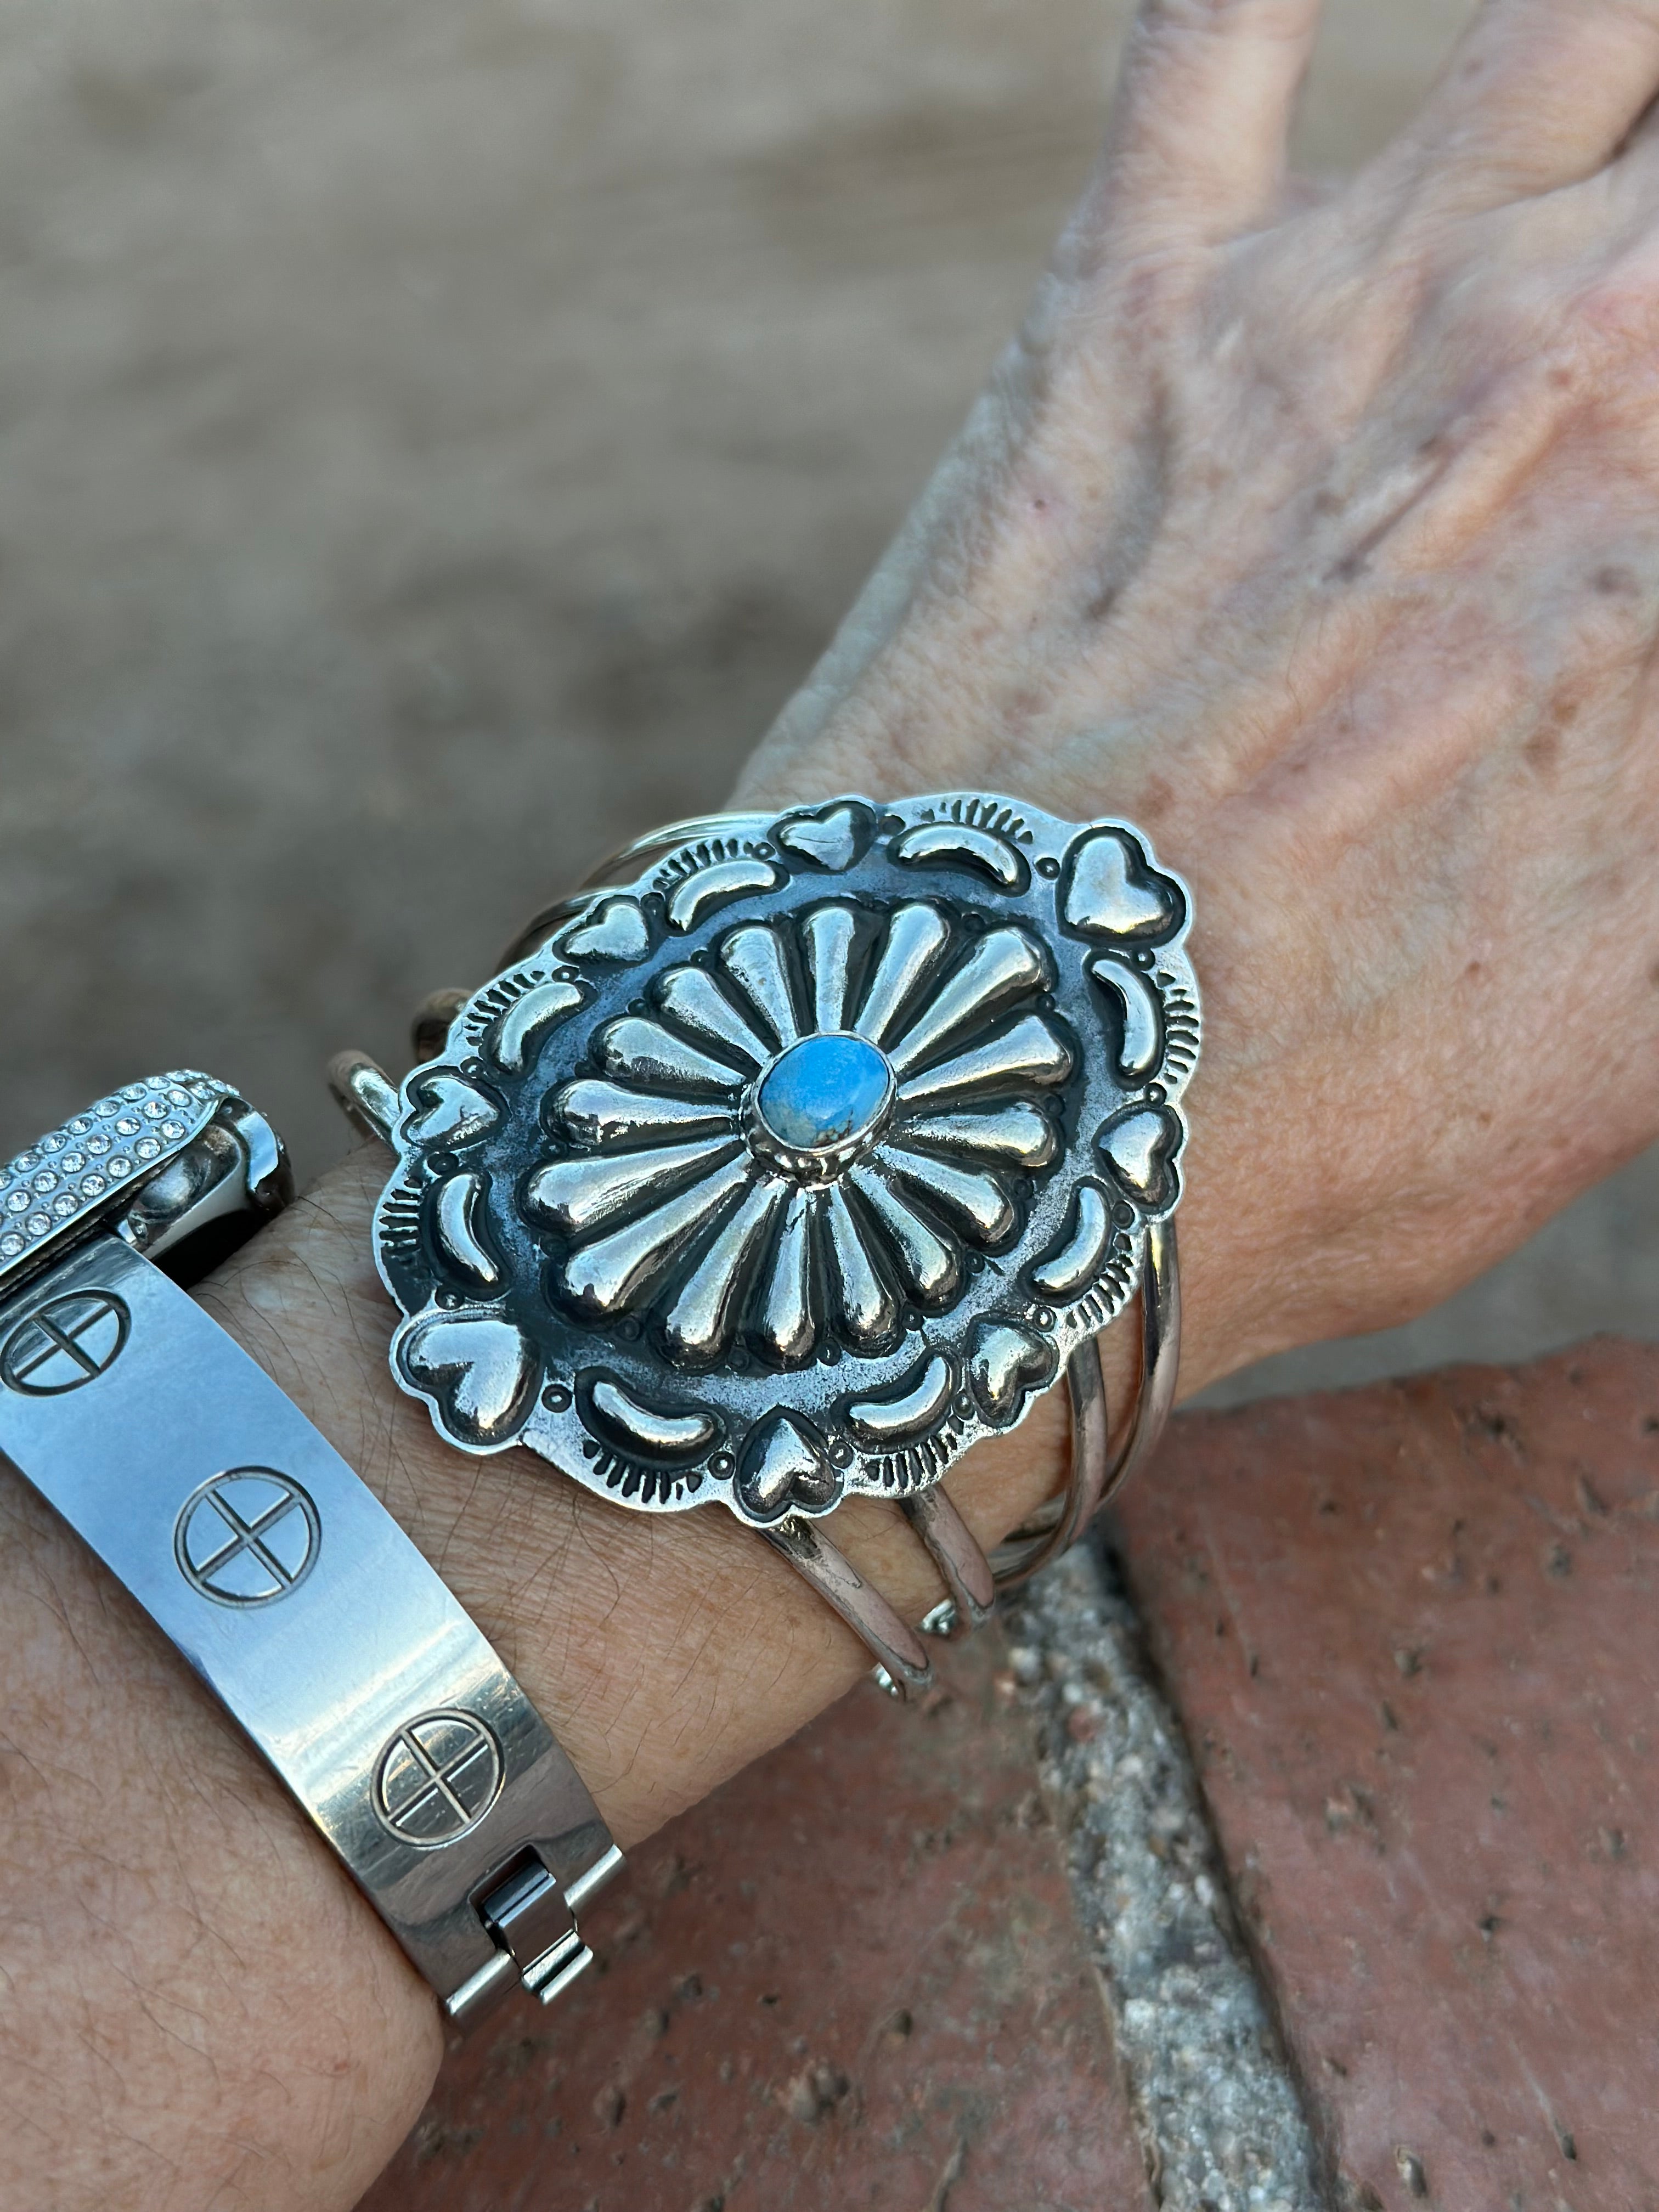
(533, 905), (1070, 1364)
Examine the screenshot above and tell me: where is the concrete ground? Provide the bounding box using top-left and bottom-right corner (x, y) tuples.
(10, 0), (1649, 1409)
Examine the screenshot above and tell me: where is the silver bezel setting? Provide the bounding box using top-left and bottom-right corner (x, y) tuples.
(374, 795), (1200, 1529)
(742, 1032), (899, 1183)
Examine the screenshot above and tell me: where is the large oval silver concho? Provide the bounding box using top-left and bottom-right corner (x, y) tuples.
(375, 795), (1200, 1530)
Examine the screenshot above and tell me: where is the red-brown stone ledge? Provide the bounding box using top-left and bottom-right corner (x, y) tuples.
(1116, 1337), (1659, 2211)
(360, 1626), (1150, 2212)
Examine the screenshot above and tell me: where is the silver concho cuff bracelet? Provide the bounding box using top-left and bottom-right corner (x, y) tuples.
(332, 794), (1200, 1698)
(0, 1078), (622, 2030)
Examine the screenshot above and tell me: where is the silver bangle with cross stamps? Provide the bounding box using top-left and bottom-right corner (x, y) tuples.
(0, 1076), (622, 2030)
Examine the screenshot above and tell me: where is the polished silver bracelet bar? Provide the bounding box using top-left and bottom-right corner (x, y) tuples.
(334, 791), (1200, 1697)
(0, 1077), (620, 2032)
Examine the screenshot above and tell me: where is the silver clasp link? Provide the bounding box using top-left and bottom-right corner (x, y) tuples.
(483, 1858), (591, 1999)
(445, 1839), (624, 2030)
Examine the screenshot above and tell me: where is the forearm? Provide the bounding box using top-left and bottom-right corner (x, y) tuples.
(0, 754), (1213, 2212)
(0, 764), (1441, 2212)
(0, 1146), (1084, 2212)
(14, 0), (1659, 2198)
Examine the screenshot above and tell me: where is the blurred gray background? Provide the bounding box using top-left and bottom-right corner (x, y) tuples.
(5, 0), (1657, 1403)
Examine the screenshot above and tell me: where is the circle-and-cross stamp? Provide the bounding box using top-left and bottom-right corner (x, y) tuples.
(373, 1709), (503, 1846)
(174, 1467), (321, 1606)
(0, 1289), (131, 1395)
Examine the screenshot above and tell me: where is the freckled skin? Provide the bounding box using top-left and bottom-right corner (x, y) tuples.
(738, 19), (1659, 1376)
(14, 5), (1659, 2209)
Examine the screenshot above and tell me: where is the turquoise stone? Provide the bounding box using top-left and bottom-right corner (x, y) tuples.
(756, 1034), (892, 1153)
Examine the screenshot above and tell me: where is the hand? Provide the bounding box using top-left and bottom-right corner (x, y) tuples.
(740, 0), (1659, 1379)
(14, 6), (1659, 2209)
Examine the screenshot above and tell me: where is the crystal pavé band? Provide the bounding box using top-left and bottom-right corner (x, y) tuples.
(332, 793), (1200, 1696)
(0, 1076), (621, 2030)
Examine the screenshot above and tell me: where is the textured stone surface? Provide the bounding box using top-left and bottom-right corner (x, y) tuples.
(1005, 1547), (1322, 2212)
(1117, 1339), (1659, 2212)
(0, 0), (1119, 1187)
(360, 1626), (1150, 2212)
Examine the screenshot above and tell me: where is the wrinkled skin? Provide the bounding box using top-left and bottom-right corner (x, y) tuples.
(8, 4), (1659, 2207)
(740, 0), (1659, 1377)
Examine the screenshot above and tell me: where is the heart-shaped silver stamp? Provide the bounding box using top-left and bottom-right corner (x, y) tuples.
(1062, 827), (1185, 945)
(557, 895), (652, 964)
(774, 802), (872, 874)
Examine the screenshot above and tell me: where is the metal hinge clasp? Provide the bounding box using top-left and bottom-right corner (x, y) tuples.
(479, 1855), (595, 2006)
(443, 1841), (624, 2033)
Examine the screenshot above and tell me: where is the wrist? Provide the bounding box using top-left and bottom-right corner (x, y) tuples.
(9, 784), (1202, 2212)
(208, 1147), (1079, 1848)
